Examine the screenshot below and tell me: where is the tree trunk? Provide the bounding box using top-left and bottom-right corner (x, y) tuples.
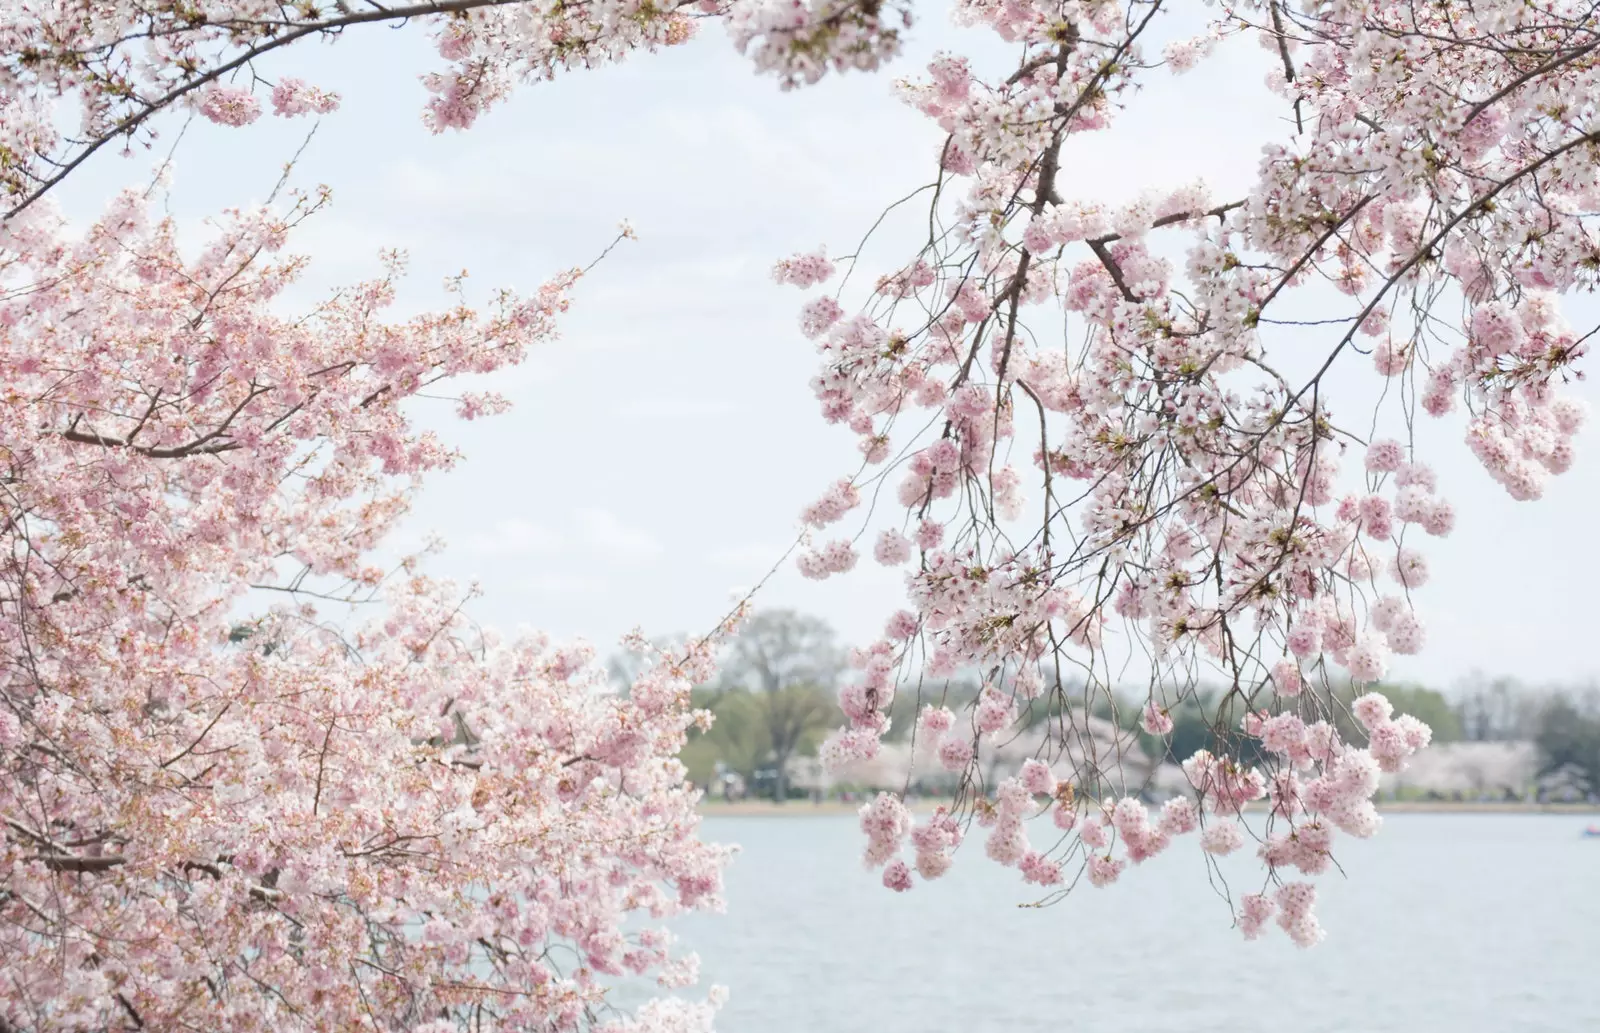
(772, 748), (789, 804)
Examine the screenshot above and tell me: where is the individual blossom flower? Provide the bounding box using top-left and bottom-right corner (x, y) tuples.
(820, 727), (881, 771)
(859, 792), (912, 867)
(1370, 595), (1406, 632)
(1303, 721), (1342, 765)
(937, 736), (974, 772)
(1110, 797), (1150, 838)
(1358, 494), (1391, 526)
(1271, 660), (1303, 696)
(1275, 882), (1326, 948)
(1158, 796), (1199, 836)
(874, 529), (912, 565)
(884, 609), (918, 640)
(1086, 854), (1125, 887)
(984, 818), (1029, 866)
(916, 850), (953, 880)
(1365, 439), (1405, 473)
(1422, 499), (1456, 537)
(198, 85), (262, 126)
(1200, 821), (1245, 855)
(882, 860), (913, 891)
(1260, 713), (1306, 755)
(1391, 548), (1428, 588)
(1238, 893), (1276, 940)
(1386, 612), (1425, 654)
(1287, 624), (1320, 658)
(974, 686), (1015, 736)
(1141, 700), (1174, 735)
(1393, 714), (1433, 752)
(1351, 692), (1394, 732)
(1470, 301), (1525, 355)
(859, 434), (891, 464)
(1020, 758), (1056, 796)
(772, 250), (835, 288)
(1395, 462), (1437, 492)
(795, 550), (829, 580)
(1240, 709), (1268, 738)
(1373, 339), (1409, 376)
(995, 777), (1032, 816)
(918, 704), (955, 741)
(802, 479), (860, 527)
(819, 539), (858, 574)
(1163, 38), (1202, 73)
(1345, 635), (1389, 683)
(1367, 721), (1411, 773)
(1551, 397), (1588, 434)
(1394, 485), (1432, 524)
(1018, 851), (1063, 886)
(799, 296), (845, 337)
(270, 77), (340, 117)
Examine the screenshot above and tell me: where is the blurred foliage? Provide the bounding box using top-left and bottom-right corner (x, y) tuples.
(616, 611), (1600, 801)
(1310, 681), (1463, 745)
(681, 684), (837, 789)
(1533, 693), (1600, 794)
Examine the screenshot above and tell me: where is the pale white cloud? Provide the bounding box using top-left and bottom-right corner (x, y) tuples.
(459, 518), (564, 557)
(612, 395), (748, 421)
(708, 541), (789, 571)
(573, 507), (662, 561)
(521, 574), (609, 598)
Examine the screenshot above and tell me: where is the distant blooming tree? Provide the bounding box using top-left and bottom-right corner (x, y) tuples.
(781, 0), (1597, 945)
(0, 188), (736, 1029)
(716, 609), (843, 803)
(2, 0), (1599, 1029)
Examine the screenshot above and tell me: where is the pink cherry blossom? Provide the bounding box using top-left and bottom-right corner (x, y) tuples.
(1020, 758), (1057, 796)
(874, 529), (913, 565)
(1365, 439), (1405, 472)
(197, 84), (262, 125)
(1200, 821), (1246, 856)
(1141, 701), (1175, 735)
(7, 0), (1595, 993)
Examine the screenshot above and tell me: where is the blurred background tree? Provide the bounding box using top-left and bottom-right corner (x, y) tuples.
(614, 619), (1600, 805)
(715, 610), (842, 802)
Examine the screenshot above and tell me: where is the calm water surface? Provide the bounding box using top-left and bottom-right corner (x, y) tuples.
(667, 814), (1597, 1033)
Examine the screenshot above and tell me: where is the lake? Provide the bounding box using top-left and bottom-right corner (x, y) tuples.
(663, 813), (1598, 1033)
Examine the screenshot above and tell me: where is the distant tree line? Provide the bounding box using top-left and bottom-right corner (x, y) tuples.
(615, 611), (1600, 803)
(1453, 675), (1600, 797)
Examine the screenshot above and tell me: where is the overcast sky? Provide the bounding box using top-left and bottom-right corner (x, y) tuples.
(49, 5), (1600, 690)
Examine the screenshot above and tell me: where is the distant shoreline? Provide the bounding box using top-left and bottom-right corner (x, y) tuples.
(698, 799), (1600, 817)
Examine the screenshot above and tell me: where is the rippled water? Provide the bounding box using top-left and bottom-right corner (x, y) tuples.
(666, 814), (1597, 1033)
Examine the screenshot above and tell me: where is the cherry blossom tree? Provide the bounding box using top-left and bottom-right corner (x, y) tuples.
(3, 0), (1599, 1029)
(782, 0), (1598, 943)
(0, 181), (737, 1029)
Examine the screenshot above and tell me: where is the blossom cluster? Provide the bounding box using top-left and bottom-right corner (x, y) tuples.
(778, 0), (1596, 943)
(1, 0), (1595, 1017)
(0, 190), (730, 1031)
